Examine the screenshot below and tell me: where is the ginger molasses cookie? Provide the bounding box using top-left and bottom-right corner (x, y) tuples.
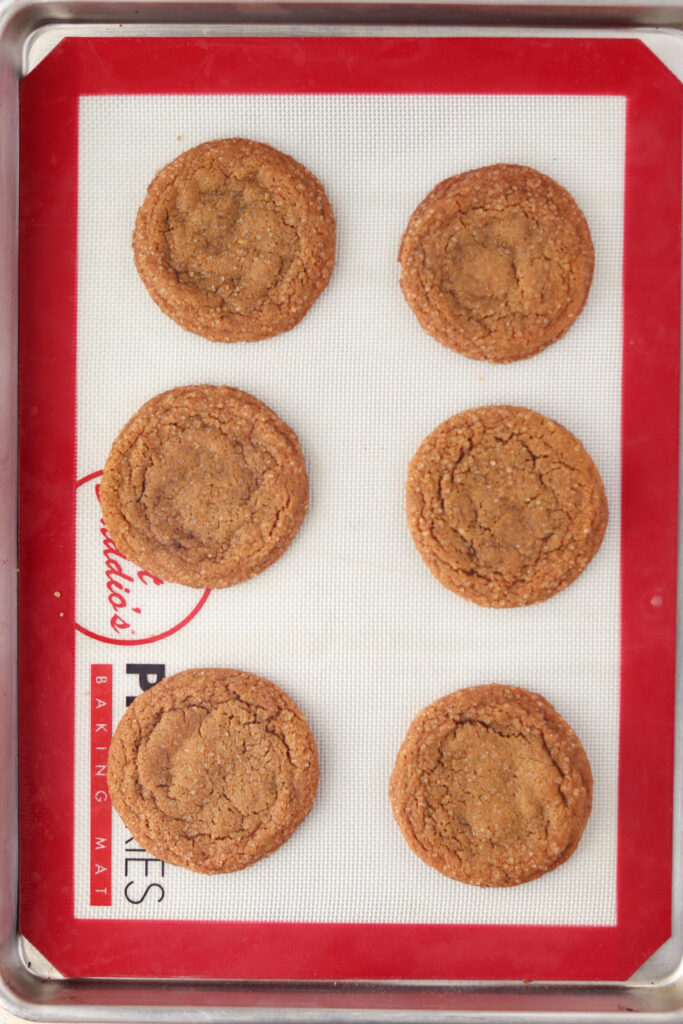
(407, 405), (607, 607)
(108, 668), (319, 873)
(399, 164), (594, 362)
(133, 138), (336, 342)
(100, 385), (308, 589)
(390, 685), (592, 887)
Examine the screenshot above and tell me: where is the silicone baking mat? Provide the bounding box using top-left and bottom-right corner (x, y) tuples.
(18, 36), (681, 982)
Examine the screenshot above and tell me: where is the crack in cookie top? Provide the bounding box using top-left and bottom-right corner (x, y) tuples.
(107, 668), (319, 874)
(399, 164), (594, 363)
(133, 138), (336, 343)
(100, 385), (309, 589)
(389, 684), (593, 887)
(406, 405), (608, 607)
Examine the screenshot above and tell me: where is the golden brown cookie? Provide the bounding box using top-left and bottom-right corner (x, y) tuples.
(390, 685), (592, 887)
(107, 668), (319, 874)
(133, 138), (336, 342)
(407, 405), (607, 607)
(399, 164), (594, 362)
(100, 385), (308, 589)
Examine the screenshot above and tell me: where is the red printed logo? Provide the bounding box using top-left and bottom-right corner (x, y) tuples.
(75, 471), (209, 645)
(90, 664), (112, 906)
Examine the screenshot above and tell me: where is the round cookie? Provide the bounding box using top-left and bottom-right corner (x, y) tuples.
(100, 384), (309, 589)
(399, 164), (594, 362)
(133, 138), (336, 343)
(406, 405), (607, 607)
(107, 668), (319, 874)
(390, 684), (593, 887)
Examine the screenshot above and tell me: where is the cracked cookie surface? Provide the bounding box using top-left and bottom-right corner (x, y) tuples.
(399, 164), (594, 362)
(389, 684), (592, 887)
(133, 138), (336, 343)
(100, 384), (309, 589)
(107, 668), (319, 873)
(407, 405), (607, 607)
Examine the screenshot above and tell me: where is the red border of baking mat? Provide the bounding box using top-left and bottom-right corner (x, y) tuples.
(18, 36), (681, 982)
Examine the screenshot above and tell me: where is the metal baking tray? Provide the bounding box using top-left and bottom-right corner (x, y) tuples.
(2, 1), (683, 1020)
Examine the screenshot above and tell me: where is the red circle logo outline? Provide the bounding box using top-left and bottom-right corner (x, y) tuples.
(75, 470), (210, 645)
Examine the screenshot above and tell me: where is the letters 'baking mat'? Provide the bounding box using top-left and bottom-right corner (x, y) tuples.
(18, 36), (681, 981)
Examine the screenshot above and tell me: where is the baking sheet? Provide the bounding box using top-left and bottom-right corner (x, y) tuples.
(17, 35), (681, 982)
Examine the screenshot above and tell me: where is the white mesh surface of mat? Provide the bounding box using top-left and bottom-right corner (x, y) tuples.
(74, 92), (624, 925)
